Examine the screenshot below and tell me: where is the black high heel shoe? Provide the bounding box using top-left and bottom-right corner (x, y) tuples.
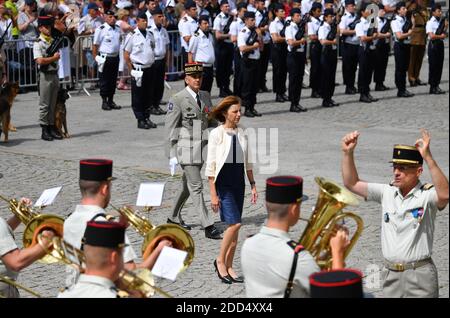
(227, 270), (244, 283)
(213, 260), (232, 284)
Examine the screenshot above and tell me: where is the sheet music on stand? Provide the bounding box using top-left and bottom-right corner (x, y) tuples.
(136, 183), (165, 207)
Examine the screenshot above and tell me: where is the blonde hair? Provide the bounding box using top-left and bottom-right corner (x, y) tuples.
(117, 9), (130, 20)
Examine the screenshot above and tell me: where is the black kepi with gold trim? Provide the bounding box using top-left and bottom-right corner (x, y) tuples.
(80, 159), (115, 181)
(390, 144), (423, 165)
(83, 221), (126, 249)
(266, 176), (303, 204)
(310, 269), (363, 298)
(184, 62), (203, 76)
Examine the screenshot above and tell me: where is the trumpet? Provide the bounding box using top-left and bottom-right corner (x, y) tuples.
(298, 177), (364, 269)
(0, 194), (64, 264)
(110, 204), (194, 272)
(51, 237), (171, 298)
(0, 275), (42, 298)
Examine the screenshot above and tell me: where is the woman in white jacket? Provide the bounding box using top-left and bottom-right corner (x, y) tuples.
(205, 96), (258, 284)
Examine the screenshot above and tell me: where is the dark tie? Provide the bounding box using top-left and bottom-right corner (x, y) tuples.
(196, 94), (201, 109)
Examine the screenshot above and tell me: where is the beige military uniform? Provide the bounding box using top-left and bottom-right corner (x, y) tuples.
(367, 181), (441, 298)
(57, 274), (118, 298)
(0, 218), (19, 298)
(241, 226), (320, 298)
(408, 6), (428, 82)
(165, 87), (215, 228)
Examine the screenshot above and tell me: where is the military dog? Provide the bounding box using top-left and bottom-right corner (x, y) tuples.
(0, 82), (19, 143)
(55, 88), (70, 138)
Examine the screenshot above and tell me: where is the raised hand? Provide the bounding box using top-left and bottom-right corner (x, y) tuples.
(415, 128), (432, 161)
(341, 130), (360, 153)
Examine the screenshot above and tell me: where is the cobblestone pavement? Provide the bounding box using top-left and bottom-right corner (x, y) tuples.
(0, 45), (448, 298)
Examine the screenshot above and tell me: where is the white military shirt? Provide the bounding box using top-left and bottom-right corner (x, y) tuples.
(426, 16), (441, 40)
(269, 17), (285, 39)
(318, 21), (337, 50)
(63, 205), (137, 288)
(124, 28), (156, 67)
(150, 22), (170, 60)
(241, 226), (320, 298)
(238, 26), (260, 59)
(0, 218), (19, 298)
(339, 11), (360, 45)
(255, 10), (271, 44)
(58, 274), (118, 298)
(308, 16), (321, 37)
(213, 12), (233, 43)
(367, 182), (441, 263)
(247, 4), (257, 12)
(285, 22), (306, 52)
(355, 17), (377, 49)
(391, 14), (411, 44)
(146, 10), (155, 27)
(179, 15), (198, 51)
(230, 17), (245, 43)
(188, 29), (215, 66)
(93, 22), (121, 55)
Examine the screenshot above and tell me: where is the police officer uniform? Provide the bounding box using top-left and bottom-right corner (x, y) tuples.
(124, 11), (157, 130)
(269, 5), (289, 102)
(58, 220), (127, 298)
(308, 2), (323, 98)
(238, 11), (262, 118)
(339, 0), (360, 94)
(366, 145), (442, 297)
(241, 176), (320, 298)
(165, 63), (221, 240)
(426, 5), (446, 95)
(149, 9), (170, 114)
(319, 9), (340, 107)
(0, 218), (19, 298)
(408, 2), (428, 87)
(230, 7), (246, 97)
(188, 15), (216, 93)
(355, 7), (379, 103)
(179, 1), (199, 66)
(33, 15), (62, 142)
(374, 4), (391, 91)
(63, 159), (137, 289)
(93, 11), (122, 110)
(391, 1), (414, 97)
(285, 8), (308, 113)
(213, 1), (235, 96)
(255, 0), (271, 93)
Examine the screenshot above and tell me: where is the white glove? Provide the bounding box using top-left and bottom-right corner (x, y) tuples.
(131, 69), (144, 87)
(95, 54), (106, 73)
(169, 157), (178, 176)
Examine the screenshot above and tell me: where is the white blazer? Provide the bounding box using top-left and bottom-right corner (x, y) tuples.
(205, 124), (254, 183)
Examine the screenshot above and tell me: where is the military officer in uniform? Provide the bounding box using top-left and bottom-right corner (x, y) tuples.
(63, 159), (165, 289)
(308, 2), (323, 98)
(33, 15), (63, 141)
(179, 0), (199, 67)
(391, 1), (415, 97)
(58, 220), (126, 298)
(124, 11), (157, 130)
(241, 176), (350, 298)
(426, 3), (447, 95)
(238, 11), (263, 117)
(230, 2), (247, 97)
(341, 129), (449, 297)
(1, 198), (55, 298)
(165, 63), (222, 240)
(188, 15), (216, 92)
(93, 10), (122, 110)
(285, 8), (308, 113)
(213, 0), (235, 97)
(408, 0), (428, 87)
(255, 0), (271, 93)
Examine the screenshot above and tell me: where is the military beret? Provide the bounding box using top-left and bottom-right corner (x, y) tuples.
(323, 8), (335, 16)
(151, 6), (163, 15)
(290, 8), (301, 16)
(311, 2), (323, 11)
(310, 269), (364, 298)
(345, 0), (355, 5)
(244, 10), (256, 19)
(79, 159), (115, 182)
(390, 145), (423, 165)
(184, 62), (203, 76)
(184, 0), (196, 10)
(266, 176), (304, 204)
(83, 221), (126, 249)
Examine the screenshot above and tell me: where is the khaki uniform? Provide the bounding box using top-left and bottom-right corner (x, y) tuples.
(0, 218), (19, 298)
(408, 7), (428, 82)
(33, 34), (59, 126)
(367, 181), (441, 298)
(57, 274), (118, 298)
(241, 226), (320, 298)
(165, 87), (215, 228)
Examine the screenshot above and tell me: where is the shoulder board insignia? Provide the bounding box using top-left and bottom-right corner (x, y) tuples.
(100, 25), (105, 29)
(421, 183), (434, 191)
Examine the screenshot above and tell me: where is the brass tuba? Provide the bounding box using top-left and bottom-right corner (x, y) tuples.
(298, 177), (364, 269)
(110, 205), (194, 272)
(0, 194), (64, 264)
(51, 237), (171, 298)
(0, 275), (42, 298)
